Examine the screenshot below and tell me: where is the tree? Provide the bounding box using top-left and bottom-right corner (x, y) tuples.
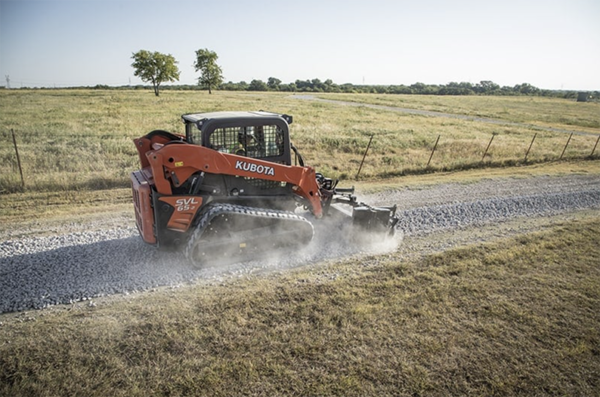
(475, 80), (500, 94)
(194, 48), (223, 94)
(514, 83), (540, 95)
(249, 79), (268, 91)
(131, 50), (180, 96)
(267, 77), (281, 91)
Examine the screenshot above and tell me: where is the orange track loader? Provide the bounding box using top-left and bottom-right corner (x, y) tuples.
(131, 111), (398, 265)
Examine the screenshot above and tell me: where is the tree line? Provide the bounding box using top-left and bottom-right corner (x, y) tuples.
(128, 49), (597, 99)
(6, 48), (591, 99)
(127, 80), (597, 100)
(217, 79), (598, 99)
(13, 81), (597, 100)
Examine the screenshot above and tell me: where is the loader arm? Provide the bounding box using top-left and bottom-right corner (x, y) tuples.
(135, 137), (325, 218)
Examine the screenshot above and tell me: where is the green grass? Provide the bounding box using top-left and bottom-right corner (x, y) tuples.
(1, 89), (599, 193)
(1, 217), (599, 396)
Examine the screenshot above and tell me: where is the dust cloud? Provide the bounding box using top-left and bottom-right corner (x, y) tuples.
(231, 210), (402, 274)
(182, 206), (402, 277)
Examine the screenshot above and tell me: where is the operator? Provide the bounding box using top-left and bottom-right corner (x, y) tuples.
(233, 129), (260, 157)
(220, 130), (248, 156)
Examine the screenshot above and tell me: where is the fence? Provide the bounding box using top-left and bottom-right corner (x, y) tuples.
(1, 128), (139, 194)
(3, 128), (600, 193)
(429, 132), (598, 164)
(355, 131), (599, 178)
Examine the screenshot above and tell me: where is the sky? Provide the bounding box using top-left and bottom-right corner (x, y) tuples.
(1, 0), (599, 90)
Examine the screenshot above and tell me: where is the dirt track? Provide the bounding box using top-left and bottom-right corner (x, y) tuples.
(1, 173), (599, 313)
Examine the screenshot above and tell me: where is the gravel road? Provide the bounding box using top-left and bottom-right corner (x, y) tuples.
(1, 174), (599, 314)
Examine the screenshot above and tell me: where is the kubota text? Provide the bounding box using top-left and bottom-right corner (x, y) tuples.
(235, 160), (275, 176)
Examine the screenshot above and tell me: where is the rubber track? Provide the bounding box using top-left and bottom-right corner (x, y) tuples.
(184, 203), (314, 265)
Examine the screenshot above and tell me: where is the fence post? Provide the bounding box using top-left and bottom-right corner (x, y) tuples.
(427, 135), (441, 167)
(481, 133), (496, 162)
(560, 133), (573, 160)
(11, 129), (25, 188)
(355, 134), (374, 179)
(524, 133), (537, 162)
(591, 135), (600, 157)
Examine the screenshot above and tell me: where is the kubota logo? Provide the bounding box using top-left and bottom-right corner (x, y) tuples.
(235, 160), (275, 176)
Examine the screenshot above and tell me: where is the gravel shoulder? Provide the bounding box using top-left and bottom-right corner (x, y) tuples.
(1, 173), (599, 314)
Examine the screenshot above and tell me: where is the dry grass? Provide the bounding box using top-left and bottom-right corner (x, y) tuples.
(1, 217), (599, 396)
(356, 158), (600, 193)
(320, 93), (600, 131)
(0, 188), (133, 239)
(0, 90), (276, 193)
(2, 90), (599, 396)
(1, 90), (599, 193)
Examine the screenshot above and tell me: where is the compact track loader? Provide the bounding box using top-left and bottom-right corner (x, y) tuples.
(131, 111), (399, 266)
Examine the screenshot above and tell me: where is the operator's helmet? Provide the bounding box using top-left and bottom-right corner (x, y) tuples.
(238, 127), (254, 143)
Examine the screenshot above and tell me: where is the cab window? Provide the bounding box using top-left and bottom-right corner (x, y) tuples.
(209, 125), (284, 159)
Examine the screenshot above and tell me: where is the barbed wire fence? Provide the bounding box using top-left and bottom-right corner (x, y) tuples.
(352, 131), (599, 179)
(3, 128), (600, 193)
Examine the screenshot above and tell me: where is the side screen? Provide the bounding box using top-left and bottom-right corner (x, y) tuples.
(209, 125), (285, 159)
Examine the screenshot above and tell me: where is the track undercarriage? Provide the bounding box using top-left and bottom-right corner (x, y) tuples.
(183, 197), (399, 267)
(184, 203), (315, 266)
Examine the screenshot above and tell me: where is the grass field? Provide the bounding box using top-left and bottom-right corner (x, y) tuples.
(1, 89), (599, 194)
(1, 89), (599, 395)
(1, 217), (598, 396)
(319, 93), (600, 131)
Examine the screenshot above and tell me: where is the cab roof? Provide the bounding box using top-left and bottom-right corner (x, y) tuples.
(181, 111), (292, 126)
